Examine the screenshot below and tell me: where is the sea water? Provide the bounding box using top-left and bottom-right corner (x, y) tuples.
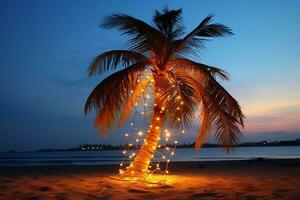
(0, 146), (300, 166)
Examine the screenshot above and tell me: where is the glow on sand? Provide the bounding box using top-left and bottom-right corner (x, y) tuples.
(109, 174), (187, 186)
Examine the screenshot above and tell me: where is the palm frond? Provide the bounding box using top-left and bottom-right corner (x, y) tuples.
(88, 50), (147, 76)
(172, 14), (233, 57)
(152, 8), (184, 41)
(206, 66), (229, 81)
(155, 69), (199, 128)
(172, 37), (206, 57)
(194, 98), (211, 149)
(118, 79), (150, 126)
(167, 58), (229, 80)
(85, 62), (146, 134)
(101, 14), (166, 53)
(196, 23), (233, 37)
(203, 77), (244, 150)
(171, 58), (244, 151)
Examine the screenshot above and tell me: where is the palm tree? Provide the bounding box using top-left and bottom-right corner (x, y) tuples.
(85, 8), (244, 177)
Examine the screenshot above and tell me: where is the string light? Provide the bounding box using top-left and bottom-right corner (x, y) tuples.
(118, 73), (179, 177)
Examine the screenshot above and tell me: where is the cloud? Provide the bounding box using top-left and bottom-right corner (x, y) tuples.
(245, 104), (300, 133)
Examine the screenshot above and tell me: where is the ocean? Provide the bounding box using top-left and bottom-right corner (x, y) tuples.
(1, 146), (300, 166)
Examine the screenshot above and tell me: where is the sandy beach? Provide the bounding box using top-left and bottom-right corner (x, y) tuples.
(0, 158), (299, 200)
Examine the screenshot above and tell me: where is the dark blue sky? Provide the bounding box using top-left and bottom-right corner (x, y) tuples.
(1, 0), (300, 151)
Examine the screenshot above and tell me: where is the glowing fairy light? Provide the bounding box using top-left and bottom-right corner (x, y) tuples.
(118, 77), (179, 178)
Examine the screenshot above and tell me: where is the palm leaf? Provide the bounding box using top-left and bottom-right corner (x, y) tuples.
(118, 79), (150, 126)
(194, 98), (211, 149)
(171, 58), (244, 151)
(206, 66), (229, 81)
(172, 14), (233, 57)
(101, 14), (166, 53)
(85, 62), (146, 134)
(152, 8), (184, 41)
(155, 69), (199, 128)
(88, 50), (147, 76)
(167, 58), (229, 80)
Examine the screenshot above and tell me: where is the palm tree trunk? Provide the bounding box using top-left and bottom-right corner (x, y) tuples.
(123, 94), (164, 177)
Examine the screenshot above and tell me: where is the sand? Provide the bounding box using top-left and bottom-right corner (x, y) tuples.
(0, 159), (300, 200)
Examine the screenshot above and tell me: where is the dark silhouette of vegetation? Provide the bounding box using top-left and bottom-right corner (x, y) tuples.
(36, 139), (300, 152)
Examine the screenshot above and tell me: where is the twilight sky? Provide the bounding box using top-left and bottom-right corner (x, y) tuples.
(0, 0), (300, 151)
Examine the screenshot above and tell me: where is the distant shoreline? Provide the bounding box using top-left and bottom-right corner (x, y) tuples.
(2, 139), (299, 153)
(35, 139), (300, 152)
